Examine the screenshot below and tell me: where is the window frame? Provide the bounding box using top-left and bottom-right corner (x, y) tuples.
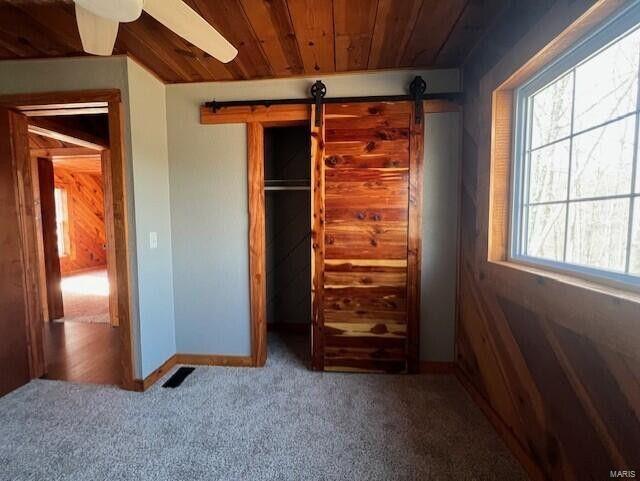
(54, 186), (70, 258)
(510, 2), (640, 289)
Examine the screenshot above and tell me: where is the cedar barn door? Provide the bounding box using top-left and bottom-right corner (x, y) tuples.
(311, 101), (423, 373)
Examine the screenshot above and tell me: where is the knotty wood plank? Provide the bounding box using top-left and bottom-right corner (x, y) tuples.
(333, 0), (378, 71)
(400, 0), (467, 67)
(324, 154), (409, 170)
(323, 113), (411, 130)
(324, 207), (407, 223)
(368, 0), (423, 68)
(240, 0), (304, 76)
(325, 224), (408, 260)
(325, 127), (409, 142)
(324, 285), (406, 310)
(287, 0), (335, 74)
(325, 102), (412, 117)
(324, 322), (406, 337)
(188, 0), (272, 79)
(324, 309), (407, 323)
(324, 269), (407, 288)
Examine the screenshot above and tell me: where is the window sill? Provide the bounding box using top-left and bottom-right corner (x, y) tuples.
(488, 259), (640, 304)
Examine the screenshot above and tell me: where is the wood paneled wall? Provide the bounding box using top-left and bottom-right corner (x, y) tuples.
(459, 1), (640, 480)
(53, 166), (106, 275)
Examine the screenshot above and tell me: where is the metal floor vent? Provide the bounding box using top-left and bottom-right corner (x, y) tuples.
(162, 367), (195, 388)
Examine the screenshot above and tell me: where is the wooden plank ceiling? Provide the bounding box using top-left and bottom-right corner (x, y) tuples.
(0, 0), (507, 83)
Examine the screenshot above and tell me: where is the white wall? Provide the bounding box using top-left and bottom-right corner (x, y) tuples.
(166, 69), (462, 360)
(125, 59), (176, 377)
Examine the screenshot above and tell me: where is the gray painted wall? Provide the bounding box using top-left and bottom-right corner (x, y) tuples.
(168, 122), (250, 355)
(421, 112), (461, 362)
(166, 69), (462, 360)
(126, 59), (176, 377)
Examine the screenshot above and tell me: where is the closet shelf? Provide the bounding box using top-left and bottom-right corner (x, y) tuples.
(265, 179), (310, 191)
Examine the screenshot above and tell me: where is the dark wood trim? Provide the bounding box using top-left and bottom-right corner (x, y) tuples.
(138, 354), (177, 391)
(5, 110), (46, 380)
(175, 354), (254, 367)
(28, 117), (107, 151)
(248, 122), (267, 368)
(310, 104), (325, 371)
(455, 367), (546, 481)
(0, 90), (121, 108)
(202, 104), (309, 125)
(101, 150), (119, 328)
(406, 103), (425, 373)
(23, 107), (108, 117)
(106, 100), (136, 391)
(29, 147), (99, 158)
(419, 361), (456, 374)
(36, 157), (64, 320)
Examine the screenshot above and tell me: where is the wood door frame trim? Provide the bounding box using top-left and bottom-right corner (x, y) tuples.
(309, 104), (325, 371)
(246, 109), (312, 367)
(0, 89), (136, 391)
(407, 105), (425, 374)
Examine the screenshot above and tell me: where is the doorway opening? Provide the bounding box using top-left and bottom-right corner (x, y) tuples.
(263, 125), (311, 367)
(30, 113), (119, 385)
(0, 90), (135, 396)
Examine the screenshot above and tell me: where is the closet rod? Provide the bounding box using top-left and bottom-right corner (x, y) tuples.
(264, 186), (310, 191)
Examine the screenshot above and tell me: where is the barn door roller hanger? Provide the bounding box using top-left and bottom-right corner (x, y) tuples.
(204, 76), (461, 126)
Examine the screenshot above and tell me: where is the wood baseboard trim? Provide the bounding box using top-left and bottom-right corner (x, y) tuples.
(455, 367), (545, 481)
(133, 354), (178, 391)
(419, 361), (456, 374)
(133, 352), (255, 391)
(175, 353), (254, 367)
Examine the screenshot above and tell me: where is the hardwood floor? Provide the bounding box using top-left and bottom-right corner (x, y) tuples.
(43, 321), (120, 386)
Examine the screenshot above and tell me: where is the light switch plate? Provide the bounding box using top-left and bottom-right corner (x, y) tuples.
(149, 232), (158, 249)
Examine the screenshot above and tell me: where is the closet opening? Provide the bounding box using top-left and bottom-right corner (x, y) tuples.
(264, 125), (311, 368)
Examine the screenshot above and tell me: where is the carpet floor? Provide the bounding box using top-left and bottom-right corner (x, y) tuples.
(0, 334), (526, 481)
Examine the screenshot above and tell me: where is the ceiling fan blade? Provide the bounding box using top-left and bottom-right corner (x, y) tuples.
(74, 0), (143, 23)
(75, 4), (119, 56)
(143, 0), (238, 63)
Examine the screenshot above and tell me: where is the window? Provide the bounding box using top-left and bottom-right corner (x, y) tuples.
(54, 187), (70, 257)
(512, 6), (640, 287)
